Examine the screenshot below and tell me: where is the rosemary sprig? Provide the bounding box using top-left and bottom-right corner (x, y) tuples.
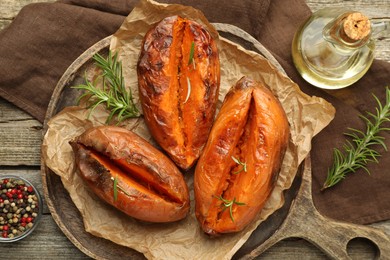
(111, 176), (131, 201)
(214, 195), (246, 222)
(322, 87), (390, 191)
(72, 51), (140, 124)
(231, 156), (247, 174)
(188, 41), (195, 69)
(113, 175), (118, 201)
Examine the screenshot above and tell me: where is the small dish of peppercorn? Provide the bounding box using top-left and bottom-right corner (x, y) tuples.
(0, 175), (43, 242)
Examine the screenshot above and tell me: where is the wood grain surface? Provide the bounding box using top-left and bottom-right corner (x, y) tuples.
(0, 0), (389, 259)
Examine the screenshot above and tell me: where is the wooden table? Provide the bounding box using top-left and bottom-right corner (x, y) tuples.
(0, 0), (389, 259)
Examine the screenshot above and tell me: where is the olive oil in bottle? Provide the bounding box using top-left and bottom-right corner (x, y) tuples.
(292, 8), (389, 89)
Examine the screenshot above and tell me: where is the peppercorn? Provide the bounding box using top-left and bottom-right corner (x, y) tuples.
(0, 177), (40, 240)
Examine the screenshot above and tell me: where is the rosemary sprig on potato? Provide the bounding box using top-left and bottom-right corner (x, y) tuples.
(214, 195), (246, 222)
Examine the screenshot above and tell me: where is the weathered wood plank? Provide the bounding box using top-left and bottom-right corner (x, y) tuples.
(0, 215), (91, 259)
(0, 97), (39, 121)
(0, 99), (42, 166)
(0, 217), (384, 260)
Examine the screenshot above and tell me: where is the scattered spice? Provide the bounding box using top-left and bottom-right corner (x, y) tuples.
(0, 178), (40, 239)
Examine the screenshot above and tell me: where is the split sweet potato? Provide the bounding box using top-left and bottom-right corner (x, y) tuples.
(194, 77), (290, 235)
(69, 126), (190, 223)
(137, 15), (220, 170)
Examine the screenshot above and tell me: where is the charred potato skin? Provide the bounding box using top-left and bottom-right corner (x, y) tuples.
(70, 126), (190, 223)
(137, 15), (220, 170)
(194, 77), (290, 235)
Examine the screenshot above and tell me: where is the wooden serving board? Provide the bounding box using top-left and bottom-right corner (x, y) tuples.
(41, 23), (390, 259)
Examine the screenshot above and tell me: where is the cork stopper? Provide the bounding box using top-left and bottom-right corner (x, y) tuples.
(343, 12), (371, 41)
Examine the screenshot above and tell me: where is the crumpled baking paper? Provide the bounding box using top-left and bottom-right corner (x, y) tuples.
(42, 0), (335, 259)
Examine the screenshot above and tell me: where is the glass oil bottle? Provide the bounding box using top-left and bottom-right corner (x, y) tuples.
(292, 8), (390, 89)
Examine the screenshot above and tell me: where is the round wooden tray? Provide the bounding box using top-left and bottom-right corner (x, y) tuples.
(40, 23), (299, 259)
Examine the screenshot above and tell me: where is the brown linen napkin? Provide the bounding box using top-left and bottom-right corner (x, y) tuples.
(0, 0), (389, 225)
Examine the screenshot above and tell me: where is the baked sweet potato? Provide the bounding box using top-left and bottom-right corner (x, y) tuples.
(69, 126), (190, 223)
(194, 77), (289, 235)
(137, 15), (220, 170)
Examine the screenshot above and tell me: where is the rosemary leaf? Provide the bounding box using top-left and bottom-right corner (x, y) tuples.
(113, 175), (118, 201)
(322, 87), (390, 191)
(231, 156), (247, 174)
(188, 41), (195, 68)
(214, 195), (246, 222)
(111, 176), (132, 200)
(72, 51), (140, 124)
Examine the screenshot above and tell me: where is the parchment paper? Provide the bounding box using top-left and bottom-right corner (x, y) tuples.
(42, 0), (335, 259)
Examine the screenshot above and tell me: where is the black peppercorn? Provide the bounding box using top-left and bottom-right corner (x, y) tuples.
(0, 177), (40, 240)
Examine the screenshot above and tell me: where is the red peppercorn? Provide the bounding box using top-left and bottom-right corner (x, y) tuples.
(0, 177), (40, 240)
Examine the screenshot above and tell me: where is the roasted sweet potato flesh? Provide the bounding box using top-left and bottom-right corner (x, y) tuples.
(194, 77), (290, 235)
(138, 16), (220, 170)
(70, 126), (190, 223)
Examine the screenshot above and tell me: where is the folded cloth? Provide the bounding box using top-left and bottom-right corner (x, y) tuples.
(0, 0), (389, 225)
